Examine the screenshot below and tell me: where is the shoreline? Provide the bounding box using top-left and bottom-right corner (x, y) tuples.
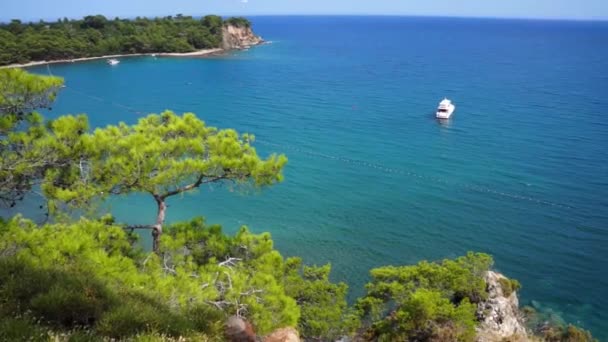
(0, 48), (225, 69)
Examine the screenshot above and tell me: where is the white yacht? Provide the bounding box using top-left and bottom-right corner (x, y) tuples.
(436, 98), (455, 119)
(107, 58), (120, 66)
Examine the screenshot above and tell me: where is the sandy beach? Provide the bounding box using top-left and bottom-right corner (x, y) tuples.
(0, 48), (225, 69)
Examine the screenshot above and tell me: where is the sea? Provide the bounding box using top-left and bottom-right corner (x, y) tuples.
(22, 16), (608, 339)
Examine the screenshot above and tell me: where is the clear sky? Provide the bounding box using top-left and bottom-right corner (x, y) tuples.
(2, 0), (608, 22)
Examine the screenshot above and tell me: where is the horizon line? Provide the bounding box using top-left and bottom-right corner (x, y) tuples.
(2, 13), (607, 24)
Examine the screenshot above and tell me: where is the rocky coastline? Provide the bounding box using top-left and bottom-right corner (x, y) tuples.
(223, 270), (532, 342)
(476, 271), (529, 341)
(0, 23), (264, 69)
(222, 23), (265, 50)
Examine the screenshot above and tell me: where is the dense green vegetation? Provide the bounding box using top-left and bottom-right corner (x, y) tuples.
(0, 69), (598, 341)
(499, 277), (522, 297)
(0, 14), (252, 65)
(39, 110), (286, 252)
(357, 252), (492, 341)
(223, 17), (252, 28)
(0, 216), (296, 340)
(0, 214), (491, 340)
(0, 68), (64, 206)
(0, 68), (286, 252)
(522, 306), (597, 342)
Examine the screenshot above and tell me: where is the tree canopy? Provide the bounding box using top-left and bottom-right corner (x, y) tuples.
(0, 68), (63, 206)
(0, 216), (300, 339)
(0, 14), (252, 66)
(283, 258), (360, 339)
(38, 110), (287, 251)
(357, 252), (494, 341)
(224, 17), (252, 28)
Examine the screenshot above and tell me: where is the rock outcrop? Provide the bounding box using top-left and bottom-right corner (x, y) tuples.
(476, 271), (529, 341)
(225, 316), (256, 342)
(222, 24), (264, 50)
(225, 316), (300, 342)
(264, 327), (300, 342)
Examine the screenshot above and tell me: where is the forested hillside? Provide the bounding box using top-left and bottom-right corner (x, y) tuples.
(0, 14), (251, 65)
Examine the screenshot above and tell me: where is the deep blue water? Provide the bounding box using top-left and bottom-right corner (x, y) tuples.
(24, 16), (608, 339)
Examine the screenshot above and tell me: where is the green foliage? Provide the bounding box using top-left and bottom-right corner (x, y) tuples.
(498, 277), (521, 297)
(0, 216), (299, 339)
(563, 325), (597, 342)
(0, 215), (599, 341)
(161, 218), (299, 335)
(224, 17), (252, 28)
(357, 252), (493, 341)
(0, 68), (63, 124)
(283, 258), (360, 340)
(0, 316), (50, 342)
(95, 292), (192, 338)
(537, 324), (597, 342)
(29, 109), (287, 252)
(0, 14), (252, 65)
(0, 68), (63, 206)
(39, 110), (287, 212)
(523, 307), (597, 342)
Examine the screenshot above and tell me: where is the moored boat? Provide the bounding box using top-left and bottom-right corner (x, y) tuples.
(436, 98), (455, 119)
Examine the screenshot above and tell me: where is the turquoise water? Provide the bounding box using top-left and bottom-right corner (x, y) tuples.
(25, 17), (608, 338)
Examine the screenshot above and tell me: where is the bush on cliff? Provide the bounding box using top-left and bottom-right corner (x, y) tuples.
(224, 17), (251, 28)
(283, 258), (360, 339)
(357, 252), (494, 341)
(523, 306), (598, 342)
(499, 277), (522, 297)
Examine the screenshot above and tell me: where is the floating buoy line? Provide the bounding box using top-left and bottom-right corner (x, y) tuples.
(63, 86), (145, 115)
(49, 66), (574, 211)
(254, 140), (574, 210)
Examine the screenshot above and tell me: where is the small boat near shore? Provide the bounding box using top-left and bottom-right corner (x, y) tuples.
(436, 98), (455, 119)
(107, 58), (120, 66)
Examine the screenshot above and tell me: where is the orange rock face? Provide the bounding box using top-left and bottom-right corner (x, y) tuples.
(264, 327), (300, 342)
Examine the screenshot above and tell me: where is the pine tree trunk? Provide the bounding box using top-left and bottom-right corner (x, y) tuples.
(152, 197), (166, 253)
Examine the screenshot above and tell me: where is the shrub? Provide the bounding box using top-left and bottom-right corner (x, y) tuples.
(223, 17), (251, 28)
(523, 306), (597, 342)
(498, 277), (521, 297)
(29, 273), (114, 327)
(0, 259), (114, 328)
(0, 317), (49, 342)
(539, 324), (597, 342)
(564, 325), (597, 342)
(95, 292), (191, 338)
(357, 252), (492, 341)
(283, 258), (360, 340)
(0, 217), (301, 338)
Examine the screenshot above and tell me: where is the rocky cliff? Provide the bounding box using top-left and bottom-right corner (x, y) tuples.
(225, 316), (300, 342)
(476, 271), (529, 341)
(222, 24), (264, 50)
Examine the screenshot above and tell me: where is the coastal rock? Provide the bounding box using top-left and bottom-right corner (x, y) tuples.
(476, 271), (529, 341)
(225, 316), (257, 342)
(264, 327), (300, 342)
(222, 24), (264, 50)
